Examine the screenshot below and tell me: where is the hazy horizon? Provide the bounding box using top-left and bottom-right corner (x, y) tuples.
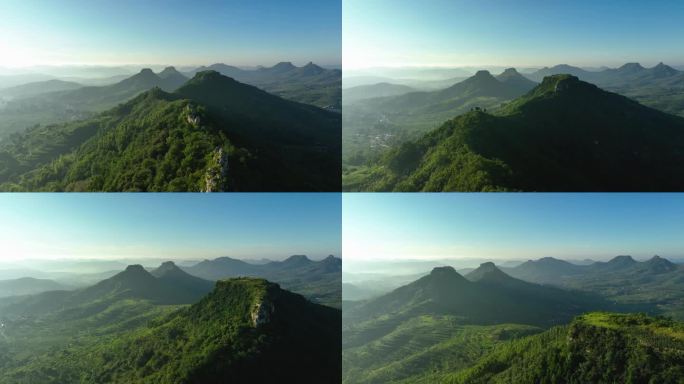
(343, 193), (684, 261)
(0, 0), (341, 68)
(0, 194), (341, 261)
(344, 0), (684, 70)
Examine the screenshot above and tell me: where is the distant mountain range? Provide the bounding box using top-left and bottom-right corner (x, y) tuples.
(346, 74), (684, 191)
(503, 255), (684, 318)
(0, 70), (341, 191)
(187, 61), (341, 110)
(185, 254), (342, 307)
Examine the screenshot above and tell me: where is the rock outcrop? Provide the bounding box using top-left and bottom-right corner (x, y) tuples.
(204, 147), (229, 192)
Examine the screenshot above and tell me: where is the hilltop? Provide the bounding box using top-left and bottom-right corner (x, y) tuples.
(449, 312), (684, 383)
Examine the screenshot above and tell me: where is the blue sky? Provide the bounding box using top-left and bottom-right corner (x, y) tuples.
(0, 0), (341, 67)
(343, 193), (684, 261)
(0, 193), (341, 261)
(344, 0), (684, 69)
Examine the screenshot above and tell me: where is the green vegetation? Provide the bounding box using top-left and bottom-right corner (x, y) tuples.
(447, 313), (684, 384)
(0, 70), (341, 191)
(343, 262), (684, 383)
(346, 75), (684, 191)
(0, 68), (186, 140)
(0, 267), (340, 383)
(343, 315), (540, 384)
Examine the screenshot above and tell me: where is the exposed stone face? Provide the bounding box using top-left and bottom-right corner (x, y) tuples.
(185, 105), (202, 127)
(251, 300), (274, 327)
(204, 147), (229, 192)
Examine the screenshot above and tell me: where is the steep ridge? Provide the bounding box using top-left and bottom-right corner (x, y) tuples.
(350, 74), (684, 191)
(0, 71), (341, 191)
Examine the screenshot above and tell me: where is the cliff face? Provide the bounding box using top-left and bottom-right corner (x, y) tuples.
(204, 147), (229, 192)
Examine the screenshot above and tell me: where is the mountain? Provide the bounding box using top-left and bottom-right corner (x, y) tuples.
(0, 263), (214, 317)
(188, 61), (342, 109)
(184, 255), (342, 307)
(151, 261), (215, 298)
(342, 265), (607, 384)
(528, 64), (595, 82)
(450, 312), (684, 383)
(0, 71), (341, 191)
(347, 74), (684, 191)
(342, 68), (536, 168)
(157, 66), (189, 87)
(373, 70), (531, 115)
(591, 254), (637, 271)
(466, 261), (521, 284)
(495, 68), (537, 94)
(0, 277), (67, 298)
(0, 79), (83, 99)
(501, 255), (684, 320)
(185, 257), (261, 280)
(0, 277), (341, 383)
(347, 265), (605, 328)
(342, 82), (416, 105)
(50, 68), (187, 111)
(506, 257), (584, 283)
(0, 68), (190, 140)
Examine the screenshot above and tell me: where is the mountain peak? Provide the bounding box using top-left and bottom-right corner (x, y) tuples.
(466, 262), (513, 283)
(474, 70), (493, 78)
(619, 62), (644, 71)
(159, 66), (181, 75)
(284, 255), (311, 263)
(430, 266), (458, 276)
(643, 255), (676, 273)
(125, 264), (147, 273)
(191, 70), (225, 82)
(538, 74), (597, 95)
(139, 68), (155, 75)
(152, 261), (183, 277)
(501, 68), (519, 75)
(271, 61), (296, 71)
(608, 255), (636, 264)
(650, 62), (677, 76)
